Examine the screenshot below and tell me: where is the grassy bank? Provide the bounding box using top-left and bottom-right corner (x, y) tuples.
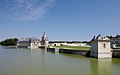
(49, 46), (91, 50)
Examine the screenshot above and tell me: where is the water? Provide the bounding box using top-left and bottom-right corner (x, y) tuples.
(0, 46), (120, 75)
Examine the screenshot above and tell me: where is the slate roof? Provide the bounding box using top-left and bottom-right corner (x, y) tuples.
(91, 34), (110, 41)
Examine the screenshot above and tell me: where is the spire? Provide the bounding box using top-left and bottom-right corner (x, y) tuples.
(42, 32), (48, 41)
(42, 32), (46, 38)
(96, 34), (101, 39)
(91, 36), (96, 41)
(43, 32), (45, 36)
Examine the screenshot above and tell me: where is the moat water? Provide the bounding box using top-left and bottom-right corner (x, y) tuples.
(0, 46), (120, 75)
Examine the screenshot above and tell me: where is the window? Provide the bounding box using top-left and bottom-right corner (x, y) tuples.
(54, 44), (56, 46)
(103, 43), (106, 48)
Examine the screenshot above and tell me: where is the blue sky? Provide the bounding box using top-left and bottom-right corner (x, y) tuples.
(0, 0), (120, 41)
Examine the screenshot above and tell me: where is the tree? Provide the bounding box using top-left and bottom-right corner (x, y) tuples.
(116, 34), (120, 38)
(0, 38), (18, 46)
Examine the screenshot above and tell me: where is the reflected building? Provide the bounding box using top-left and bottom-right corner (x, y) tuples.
(90, 59), (112, 75)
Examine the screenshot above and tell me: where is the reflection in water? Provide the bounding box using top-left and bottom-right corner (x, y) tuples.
(0, 46), (120, 75)
(91, 59), (111, 75)
(55, 51), (60, 56)
(112, 58), (120, 64)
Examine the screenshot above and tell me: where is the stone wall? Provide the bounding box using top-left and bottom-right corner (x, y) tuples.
(47, 48), (90, 57)
(47, 48), (55, 52)
(112, 50), (120, 58)
(47, 48), (120, 58)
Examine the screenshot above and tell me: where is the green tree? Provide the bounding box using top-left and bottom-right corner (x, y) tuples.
(0, 38), (18, 46)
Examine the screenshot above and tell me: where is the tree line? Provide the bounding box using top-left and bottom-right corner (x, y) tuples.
(106, 35), (120, 39)
(0, 38), (18, 46)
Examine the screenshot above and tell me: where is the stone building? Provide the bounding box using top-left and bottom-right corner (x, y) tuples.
(17, 38), (41, 49)
(17, 32), (49, 49)
(49, 42), (88, 47)
(107, 35), (120, 48)
(90, 34), (112, 58)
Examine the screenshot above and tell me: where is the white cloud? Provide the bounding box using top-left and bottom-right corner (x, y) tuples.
(19, 0), (55, 21)
(22, 0), (55, 20)
(4, 0), (56, 21)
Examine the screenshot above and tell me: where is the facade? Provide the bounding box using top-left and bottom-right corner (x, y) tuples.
(17, 32), (49, 49)
(49, 43), (64, 46)
(90, 34), (112, 58)
(49, 41), (90, 47)
(29, 38), (41, 49)
(63, 43), (88, 46)
(17, 38), (41, 49)
(49, 42), (88, 47)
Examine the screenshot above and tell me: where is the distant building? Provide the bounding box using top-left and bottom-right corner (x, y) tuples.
(17, 32), (49, 49)
(49, 41), (89, 47)
(107, 35), (120, 48)
(90, 34), (112, 58)
(17, 38), (41, 49)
